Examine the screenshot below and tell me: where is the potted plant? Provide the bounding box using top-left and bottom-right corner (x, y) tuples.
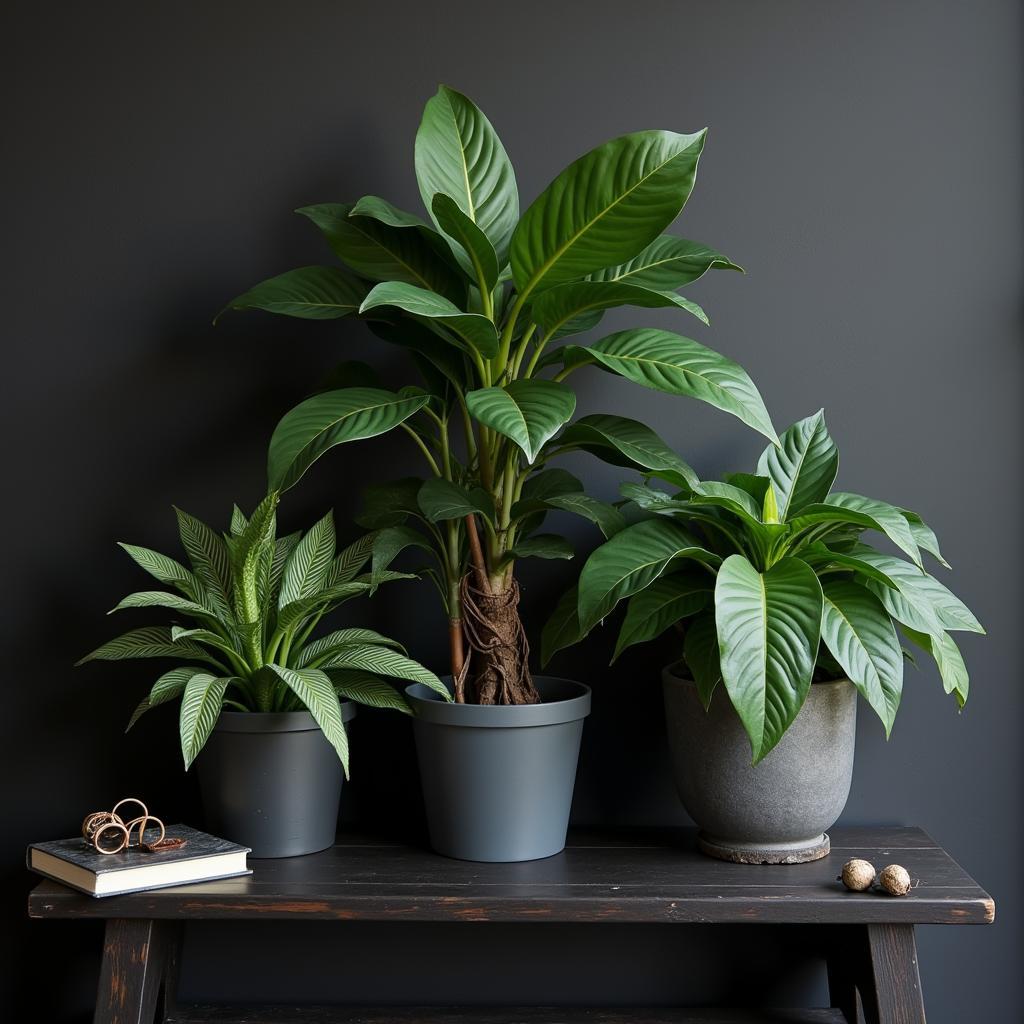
(561, 411), (984, 863)
(78, 495), (446, 857)
(222, 86), (777, 861)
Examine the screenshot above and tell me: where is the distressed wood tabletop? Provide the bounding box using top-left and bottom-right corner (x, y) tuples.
(28, 826), (993, 927)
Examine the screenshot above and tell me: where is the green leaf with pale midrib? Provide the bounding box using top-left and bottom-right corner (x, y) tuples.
(614, 572), (708, 662)
(756, 410), (838, 521)
(179, 673), (232, 769)
(466, 380), (576, 464)
(589, 234), (742, 290)
(264, 664), (350, 775)
(267, 387), (430, 493)
(511, 129), (707, 296)
(585, 329), (778, 444)
(220, 266), (367, 321)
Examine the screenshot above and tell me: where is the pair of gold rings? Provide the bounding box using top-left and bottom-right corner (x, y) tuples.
(81, 797), (181, 855)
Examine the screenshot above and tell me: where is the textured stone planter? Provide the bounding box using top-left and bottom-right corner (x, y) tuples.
(198, 705), (356, 859)
(406, 677), (591, 862)
(662, 666), (856, 864)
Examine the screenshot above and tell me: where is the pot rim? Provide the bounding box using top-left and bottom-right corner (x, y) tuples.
(662, 661), (852, 689)
(214, 702), (357, 733)
(406, 675), (591, 728)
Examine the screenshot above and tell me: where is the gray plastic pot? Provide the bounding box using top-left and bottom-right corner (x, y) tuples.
(406, 677), (591, 863)
(197, 705), (356, 859)
(662, 665), (856, 864)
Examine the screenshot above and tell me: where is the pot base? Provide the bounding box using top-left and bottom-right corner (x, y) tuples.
(698, 831), (831, 865)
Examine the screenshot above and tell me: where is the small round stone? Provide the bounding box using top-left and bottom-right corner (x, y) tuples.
(840, 858), (877, 892)
(878, 863), (912, 896)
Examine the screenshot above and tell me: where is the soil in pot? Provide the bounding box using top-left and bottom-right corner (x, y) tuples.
(662, 666), (856, 864)
(406, 677), (591, 863)
(198, 704), (356, 858)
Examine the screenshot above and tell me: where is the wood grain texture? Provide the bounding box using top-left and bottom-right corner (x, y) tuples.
(28, 828), (994, 927)
(859, 924), (926, 1024)
(163, 1007), (848, 1024)
(93, 918), (174, 1024)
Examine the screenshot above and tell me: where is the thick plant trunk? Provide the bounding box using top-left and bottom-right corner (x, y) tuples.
(454, 514), (540, 706)
(459, 574), (540, 705)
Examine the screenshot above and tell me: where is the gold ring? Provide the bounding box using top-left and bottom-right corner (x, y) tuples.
(93, 821), (129, 855)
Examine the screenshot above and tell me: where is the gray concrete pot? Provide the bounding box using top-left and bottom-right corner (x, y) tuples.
(662, 665), (856, 864)
(198, 705), (356, 859)
(406, 677), (591, 863)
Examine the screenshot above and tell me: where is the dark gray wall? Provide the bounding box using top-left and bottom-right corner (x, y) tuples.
(3, 1), (1020, 1019)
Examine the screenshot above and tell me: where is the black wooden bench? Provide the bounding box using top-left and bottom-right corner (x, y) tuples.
(28, 827), (994, 1024)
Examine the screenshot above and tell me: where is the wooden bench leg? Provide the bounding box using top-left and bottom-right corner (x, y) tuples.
(93, 918), (176, 1024)
(826, 927), (864, 1023)
(858, 923), (926, 1024)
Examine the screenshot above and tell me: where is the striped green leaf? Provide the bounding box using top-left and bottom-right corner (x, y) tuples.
(321, 644), (450, 700)
(109, 591), (217, 620)
(277, 582), (374, 631)
(327, 533), (377, 587)
(77, 626), (217, 666)
(298, 628), (406, 668)
(174, 507), (233, 622)
(126, 666), (208, 732)
(264, 665), (350, 774)
(279, 511), (336, 610)
(117, 543), (200, 600)
(179, 673), (232, 769)
(327, 669), (413, 715)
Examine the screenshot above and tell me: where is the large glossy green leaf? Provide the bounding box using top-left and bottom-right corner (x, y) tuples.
(901, 626), (969, 707)
(550, 414), (699, 491)
(126, 666), (208, 732)
(415, 86), (518, 263)
(369, 525), (433, 577)
(297, 203), (461, 300)
(510, 129), (706, 296)
(530, 280), (708, 334)
(466, 380), (576, 463)
(221, 266), (367, 321)
(578, 518), (719, 633)
(714, 554), (823, 763)
(689, 481), (763, 526)
(179, 673), (231, 769)
(278, 511), (336, 610)
(349, 195), (428, 229)
(298, 628), (406, 669)
(682, 612), (722, 709)
(360, 282), (499, 359)
(430, 194), (500, 290)
(541, 492), (626, 540)
(175, 507), (233, 623)
(327, 669), (413, 715)
(117, 543), (200, 600)
(756, 411), (838, 521)
(506, 534), (574, 561)
(819, 580), (903, 736)
(541, 584), (583, 667)
(613, 572), (708, 662)
(264, 665), (350, 774)
(417, 478), (495, 523)
(589, 235), (742, 290)
(851, 547), (984, 635)
(824, 493), (923, 567)
(584, 329), (778, 443)
(267, 387), (430, 492)
(77, 626), (217, 666)
(322, 644), (450, 700)
(357, 478), (427, 529)
(900, 509), (951, 569)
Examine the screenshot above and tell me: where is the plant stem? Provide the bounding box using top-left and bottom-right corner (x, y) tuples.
(464, 513), (492, 596)
(400, 424), (442, 476)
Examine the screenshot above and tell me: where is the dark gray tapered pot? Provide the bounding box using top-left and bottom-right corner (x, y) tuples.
(662, 665), (856, 864)
(406, 677), (591, 863)
(198, 704), (356, 859)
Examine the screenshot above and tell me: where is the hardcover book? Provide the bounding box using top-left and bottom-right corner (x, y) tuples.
(27, 824), (251, 897)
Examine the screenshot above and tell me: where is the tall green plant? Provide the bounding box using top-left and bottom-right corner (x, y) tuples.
(78, 497), (447, 773)
(224, 86), (777, 705)
(564, 412), (983, 762)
